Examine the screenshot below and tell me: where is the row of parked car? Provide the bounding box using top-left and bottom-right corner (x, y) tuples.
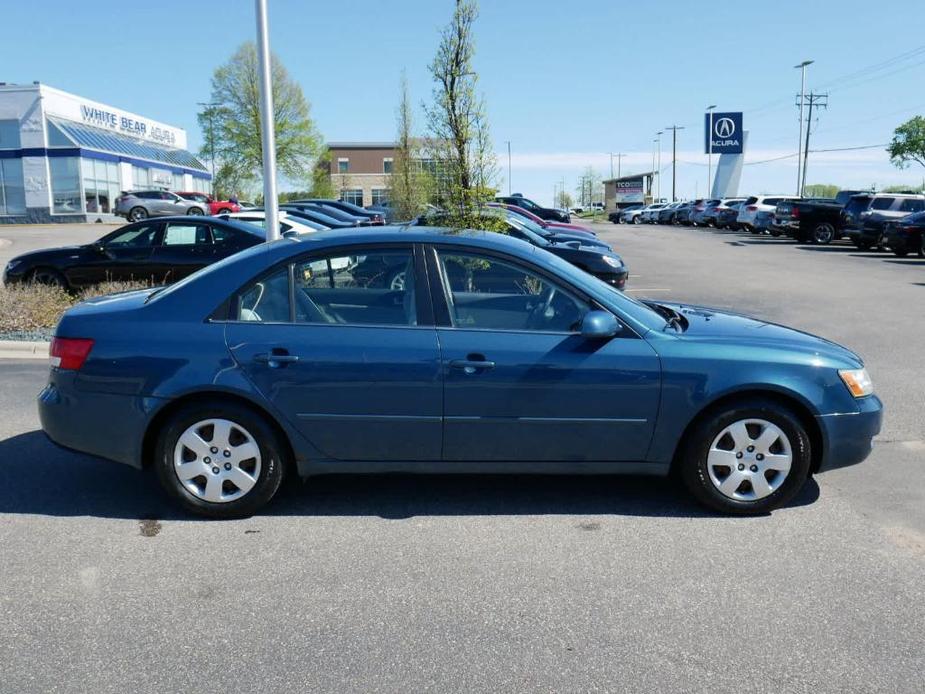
(609, 191), (925, 256)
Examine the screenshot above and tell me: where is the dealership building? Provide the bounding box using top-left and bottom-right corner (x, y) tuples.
(0, 82), (210, 223)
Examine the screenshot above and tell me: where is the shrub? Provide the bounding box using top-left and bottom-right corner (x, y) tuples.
(0, 280), (152, 334)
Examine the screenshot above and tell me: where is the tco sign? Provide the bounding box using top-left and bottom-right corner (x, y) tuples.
(704, 111), (743, 154)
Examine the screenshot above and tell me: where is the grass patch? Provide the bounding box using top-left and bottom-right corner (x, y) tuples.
(0, 280), (152, 334)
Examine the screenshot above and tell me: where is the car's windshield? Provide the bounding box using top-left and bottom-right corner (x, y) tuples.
(505, 216), (550, 246)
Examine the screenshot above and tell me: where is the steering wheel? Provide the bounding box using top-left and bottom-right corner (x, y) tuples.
(528, 286), (557, 330)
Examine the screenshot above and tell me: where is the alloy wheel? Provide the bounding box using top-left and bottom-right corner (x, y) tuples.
(813, 223), (835, 244)
(706, 418), (792, 501)
(173, 419), (262, 503)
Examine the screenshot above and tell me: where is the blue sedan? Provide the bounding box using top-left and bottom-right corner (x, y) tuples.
(39, 227), (882, 518)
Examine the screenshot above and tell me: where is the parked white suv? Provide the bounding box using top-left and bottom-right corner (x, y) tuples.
(737, 195), (798, 232)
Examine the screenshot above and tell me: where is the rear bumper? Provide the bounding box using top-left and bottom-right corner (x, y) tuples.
(815, 395), (883, 472)
(38, 373), (155, 468)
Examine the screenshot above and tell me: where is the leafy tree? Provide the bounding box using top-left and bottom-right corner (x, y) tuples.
(555, 190), (574, 210)
(887, 116), (925, 170)
(198, 42), (323, 195)
(308, 153), (338, 199)
(575, 167), (603, 207)
(389, 73), (434, 221)
(424, 0), (502, 231)
(882, 183), (925, 193)
(803, 184), (840, 198)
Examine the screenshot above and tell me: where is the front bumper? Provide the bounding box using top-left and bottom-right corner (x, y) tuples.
(815, 395), (883, 472)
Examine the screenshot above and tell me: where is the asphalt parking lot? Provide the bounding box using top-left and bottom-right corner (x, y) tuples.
(1, 222), (923, 693)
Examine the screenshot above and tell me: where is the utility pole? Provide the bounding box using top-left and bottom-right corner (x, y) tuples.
(609, 153), (625, 180)
(800, 92), (828, 195)
(656, 131), (663, 201)
(665, 125), (685, 202)
(255, 0), (279, 241)
(794, 60), (814, 197)
(651, 139), (657, 199)
(197, 101), (219, 196)
(706, 105), (716, 199)
(505, 140), (512, 195)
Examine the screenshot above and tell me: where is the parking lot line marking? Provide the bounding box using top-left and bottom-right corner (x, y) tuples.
(625, 288), (671, 292)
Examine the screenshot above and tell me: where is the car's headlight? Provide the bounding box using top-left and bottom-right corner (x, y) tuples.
(5, 259), (22, 272)
(839, 368), (873, 398)
(602, 255), (623, 269)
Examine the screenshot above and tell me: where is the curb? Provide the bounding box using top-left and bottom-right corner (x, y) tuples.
(0, 340), (50, 360)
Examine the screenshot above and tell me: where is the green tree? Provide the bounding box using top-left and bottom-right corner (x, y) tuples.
(882, 183), (925, 193)
(424, 0), (501, 230)
(308, 153), (337, 199)
(887, 116), (925, 170)
(803, 184), (840, 198)
(389, 73), (433, 221)
(198, 42), (323, 196)
(575, 167), (603, 207)
(555, 190), (574, 210)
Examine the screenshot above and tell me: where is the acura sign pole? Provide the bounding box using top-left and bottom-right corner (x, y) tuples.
(255, 0), (279, 241)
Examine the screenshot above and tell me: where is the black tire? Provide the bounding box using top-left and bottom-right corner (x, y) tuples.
(633, 216), (642, 225)
(154, 400), (287, 519)
(769, 229), (781, 237)
(129, 206), (148, 222)
(187, 207), (204, 216)
(812, 222), (836, 245)
(679, 398), (811, 515)
(892, 247), (909, 257)
(30, 267), (68, 289)
(854, 240), (872, 251)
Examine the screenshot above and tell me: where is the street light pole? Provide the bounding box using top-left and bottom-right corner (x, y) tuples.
(706, 104), (716, 198)
(197, 101), (219, 197)
(255, 0), (279, 241)
(794, 60), (814, 197)
(505, 140), (512, 195)
(665, 125), (685, 202)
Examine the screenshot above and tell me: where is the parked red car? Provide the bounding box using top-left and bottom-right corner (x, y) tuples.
(488, 202), (597, 237)
(177, 192), (240, 216)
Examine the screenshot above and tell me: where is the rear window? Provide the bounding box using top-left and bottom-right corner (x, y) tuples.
(745, 197), (758, 205)
(844, 196), (872, 215)
(870, 197), (896, 211)
(899, 199), (924, 213)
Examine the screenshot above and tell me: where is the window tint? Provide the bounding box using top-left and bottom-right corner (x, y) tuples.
(294, 248), (417, 326)
(211, 225), (240, 243)
(899, 198), (924, 213)
(436, 251), (589, 333)
(163, 223), (211, 246)
(764, 198), (781, 205)
(236, 267), (291, 323)
(870, 197), (895, 211)
(103, 223), (159, 247)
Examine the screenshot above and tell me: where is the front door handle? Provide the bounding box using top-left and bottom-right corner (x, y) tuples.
(448, 358), (495, 374)
(254, 351), (300, 368)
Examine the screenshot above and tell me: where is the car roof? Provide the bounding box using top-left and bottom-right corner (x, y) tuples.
(287, 224), (531, 250)
(137, 215), (264, 234)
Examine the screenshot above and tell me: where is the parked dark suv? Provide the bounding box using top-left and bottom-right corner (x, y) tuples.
(495, 194), (570, 223)
(842, 194), (925, 250)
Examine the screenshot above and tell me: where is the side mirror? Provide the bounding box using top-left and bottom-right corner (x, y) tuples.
(580, 310), (621, 339)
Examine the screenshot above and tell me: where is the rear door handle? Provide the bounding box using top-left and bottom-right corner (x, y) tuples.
(254, 351), (300, 368)
(448, 359), (495, 374)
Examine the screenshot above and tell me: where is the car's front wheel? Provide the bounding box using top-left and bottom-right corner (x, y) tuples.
(129, 206), (148, 222)
(812, 222), (836, 244)
(154, 401), (287, 518)
(679, 399), (811, 515)
(187, 207), (204, 216)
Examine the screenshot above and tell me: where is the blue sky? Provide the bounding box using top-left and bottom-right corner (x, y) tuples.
(5, 0), (925, 203)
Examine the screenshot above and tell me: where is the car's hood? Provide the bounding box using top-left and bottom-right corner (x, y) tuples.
(9, 245), (87, 265)
(661, 302), (862, 367)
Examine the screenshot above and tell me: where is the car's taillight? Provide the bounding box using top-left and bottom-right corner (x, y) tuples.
(49, 337), (94, 371)
(792, 207), (800, 218)
(746, 205), (758, 212)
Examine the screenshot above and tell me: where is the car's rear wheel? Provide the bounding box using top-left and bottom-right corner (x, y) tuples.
(679, 399), (811, 515)
(892, 247), (908, 257)
(854, 239), (872, 251)
(812, 222), (836, 244)
(217, 208), (232, 215)
(129, 206), (148, 222)
(30, 267), (67, 289)
(188, 207), (204, 216)
(633, 216), (642, 225)
(154, 401), (287, 518)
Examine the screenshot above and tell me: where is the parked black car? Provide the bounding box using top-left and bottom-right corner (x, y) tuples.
(495, 194), (570, 223)
(715, 202), (744, 230)
(290, 198), (385, 225)
(413, 212), (628, 289)
(674, 202), (699, 226)
(882, 211), (925, 257)
(281, 203), (365, 227)
(278, 206), (354, 229)
(3, 217), (264, 290)
(774, 190), (864, 244)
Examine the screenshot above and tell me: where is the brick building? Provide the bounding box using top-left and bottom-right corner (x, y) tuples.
(325, 142), (396, 207)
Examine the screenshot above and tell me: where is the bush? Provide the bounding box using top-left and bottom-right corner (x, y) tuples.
(0, 280), (152, 334)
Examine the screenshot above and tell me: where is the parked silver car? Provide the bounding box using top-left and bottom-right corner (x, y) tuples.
(114, 190), (209, 221)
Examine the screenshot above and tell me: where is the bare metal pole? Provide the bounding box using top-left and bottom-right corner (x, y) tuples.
(794, 60), (813, 197)
(706, 105), (716, 198)
(255, 0), (279, 241)
(656, 132), (662, 201)
(506, 140), (512, 195)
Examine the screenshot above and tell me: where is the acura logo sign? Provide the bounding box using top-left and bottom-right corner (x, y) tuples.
(714, 117), (735, 138)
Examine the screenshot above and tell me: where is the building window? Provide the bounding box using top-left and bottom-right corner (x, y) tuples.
(0, 159), (26, 215)
(171, 172), (184, 192)
(46, 121), (73, 148)
(192, 175), (211, 193)
(132, 165), (150, 190)
(0, 120), (22, 150)
(337, 158), (349, 174)
(370, 188), (389, 206)
(82, 158), (120, 213)
(49, 157), (81, 214)
(341, 189), (363, 206)
(383, 158), (393, 174)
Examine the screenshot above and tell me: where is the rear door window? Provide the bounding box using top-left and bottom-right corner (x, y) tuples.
(103, 223), (160, 247)
(899, 199), (924, 213)
(235, 266), (291, 323)
(870, 197), (896, 211)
